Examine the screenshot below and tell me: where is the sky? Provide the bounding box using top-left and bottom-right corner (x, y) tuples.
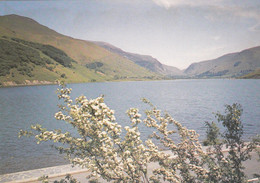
(1, 0), (260, 69)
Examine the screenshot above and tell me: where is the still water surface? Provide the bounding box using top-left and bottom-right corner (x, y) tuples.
(0, 79), (259, 174)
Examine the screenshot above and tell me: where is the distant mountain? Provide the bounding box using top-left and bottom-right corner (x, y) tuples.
(1, 14), (258, 86)
(185, 46), (260, 78)
(94, 41), (184, 76)
(0, 14), (158, 86)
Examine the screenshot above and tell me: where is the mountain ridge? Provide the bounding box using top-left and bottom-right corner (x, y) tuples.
(94, 41), (184, 76)
(0, 14), (259, 85)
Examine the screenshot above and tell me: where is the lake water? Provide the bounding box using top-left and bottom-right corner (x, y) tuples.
(0, 79), (259, 174)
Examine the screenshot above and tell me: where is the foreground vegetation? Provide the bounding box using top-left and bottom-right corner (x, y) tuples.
(19, 83), (260, 183)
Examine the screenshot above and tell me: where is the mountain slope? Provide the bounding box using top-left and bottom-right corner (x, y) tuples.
(239, 68), (260, 79)
(94, 41), (184, 76)
(185, 46), (260, 78)
(0, 14), (157, 85)
(0, 37), (108, 86)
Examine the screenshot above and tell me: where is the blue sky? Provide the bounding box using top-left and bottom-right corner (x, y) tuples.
(1, 0), (260, 69)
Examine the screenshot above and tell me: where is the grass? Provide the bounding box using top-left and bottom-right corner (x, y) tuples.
(0, 37), (107, 86)
(239, 69), (260, 79)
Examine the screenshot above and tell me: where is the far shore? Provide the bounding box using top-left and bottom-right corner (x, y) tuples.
(0, 78), (258, 88)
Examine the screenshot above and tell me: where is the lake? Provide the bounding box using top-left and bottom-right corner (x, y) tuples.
(0, 79), (259, 174)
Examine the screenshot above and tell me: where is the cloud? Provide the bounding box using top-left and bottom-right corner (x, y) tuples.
(152, 0), (224, 9)
(213, 36), (221, 41)
(153, 0), (260, 32)
(249, 23), (260, 32)
(231, 7), (260, 32)
(208, 6), (260, 32)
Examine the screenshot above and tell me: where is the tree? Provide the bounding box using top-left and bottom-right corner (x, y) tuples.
(201, 104), (260, 183)
(214, 104), (257, 182)
(19, 84), (260, 183)
(60, 73), (66, 78)
(203, 121), (220, 146)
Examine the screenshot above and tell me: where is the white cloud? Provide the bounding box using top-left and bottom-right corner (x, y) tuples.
(155, 0), (260, 32)
(152, 0), (224, 9)
(152, 0), (260, 21)
(209, 6), (260, 32)
(231, 8), (260, 32)
(213, 36), (221, 41)
(249, 23), (260, 32)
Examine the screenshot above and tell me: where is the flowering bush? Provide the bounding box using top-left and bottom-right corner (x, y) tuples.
(19, 83), (259, 183)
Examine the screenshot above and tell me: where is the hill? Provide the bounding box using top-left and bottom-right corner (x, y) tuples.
(1, 14), (258, 84)
(94, 41), (184, 77)
(185, 46), (260, 78)
(239, 68), (260, 79)
(0, 37), (108, 86)
(0, 14), (158, 86)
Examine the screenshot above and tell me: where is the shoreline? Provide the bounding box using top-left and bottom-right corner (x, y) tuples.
(1, 148), (259, 183)
(0, 164), (89, 183)
(0, 78), (258, 89)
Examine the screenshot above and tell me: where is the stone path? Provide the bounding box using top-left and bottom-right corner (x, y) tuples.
(1, 150), (259, 183)
(0, 164), (88, 183)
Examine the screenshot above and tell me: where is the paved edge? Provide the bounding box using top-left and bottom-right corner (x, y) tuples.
(0, 165), (89, 183)
(1, 146), (259, 183)
(15, 169), (89, 183)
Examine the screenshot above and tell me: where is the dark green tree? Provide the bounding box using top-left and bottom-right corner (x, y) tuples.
(203, 121), (220, 146)
(211, 104), (258, 183)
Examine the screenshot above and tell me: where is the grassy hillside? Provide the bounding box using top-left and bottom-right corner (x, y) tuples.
(239, 68), (260, 79)
(0, 14), (157, 86)
(0, 37), (107, 86)
(11, 38), (75, 67)
(185, 46), (260, 78)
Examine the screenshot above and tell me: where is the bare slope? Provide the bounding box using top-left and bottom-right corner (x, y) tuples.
(94, 41), (184, 76)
